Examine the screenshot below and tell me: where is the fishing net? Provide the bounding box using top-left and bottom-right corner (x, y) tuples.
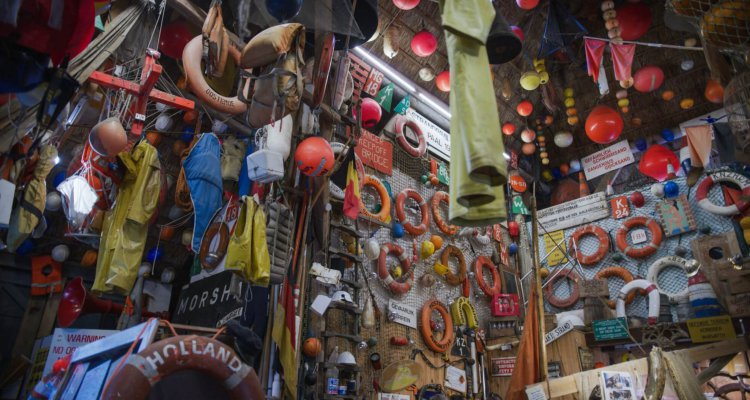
(667, 0), (750, 58)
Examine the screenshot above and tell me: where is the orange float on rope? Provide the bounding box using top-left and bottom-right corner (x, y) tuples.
(360, 175), (391, 223)
(544, 269), (581, 309)
(431, 191), (457, 235)
(440, 245), (466, 286)
(615, 216), (663, 259)
(474, 256), (502, 297)
(595, 266), (636, 309)
(419, 299), (454, 353)
(183, 36), (248, 115)
(395, 189), (430, 235)
(567, 224), (610, 266)
(394, 116), (426, 157)
(377, 243), (413, 295)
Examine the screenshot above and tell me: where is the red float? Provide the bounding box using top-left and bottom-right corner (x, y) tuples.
(516, 100), (533, 117)
(516, 0), (539, 10)
(159, 22), (193, 59)
(511, 26), (524, 42)
(294, 137), (334, 177)
(704, 78), (724, 104)
(502, 122), (516, 136)
(616, 3), (652, 41)
(630, 191), (645, 208)
(436, 70), (450, 92)
(393, 0), (420, 10)
(411, 30), (437, 57)
(638, 144), (679, 182)
(633, 65), (665, 93)
(357, 97), (382, 128)
(584, 105), (623, 144)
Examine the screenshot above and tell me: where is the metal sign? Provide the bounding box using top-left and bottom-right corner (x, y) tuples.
(509, 174), (527, 193)
(363, 69), (384, 97)
(544, 320), (574, 345)
(542, 230), (568, 266)
(686, 315), (736, 343)
(536, 192), (609, 233)
(592, 318), (629, 341)
(355, 131), (393, 175)
(491, 357), (516, 376)
(451, 328), (470, 358)
(388, 299), (417, 329)
(512, 195), (530, 215)
(581, 140), (635, 180)
(173, 271), (244, 328)
(610, 196), (630, 219)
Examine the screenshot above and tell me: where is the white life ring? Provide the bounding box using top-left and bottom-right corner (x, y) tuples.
(646, 256), (690, 304)
(615, 279), (661, 325)
(695, 171), (750, 216)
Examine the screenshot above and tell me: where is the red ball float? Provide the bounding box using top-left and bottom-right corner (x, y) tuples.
(616, 2), (652, 41)
(585, 105), (623, 144)
(411, 30), (438, 57)
(436, 70), (450, 92)
(295, 137), (334, 177)
(516, 0), (539, 10)
(159, 22), (193, 59)
(704, 78), (724, 104)
(630, 191), (645, 208)
(517, 100), (533, 117)
(393, 0), (420, 10)
(638, 144), (679, 182)
(357, 97), (382, 128)
(511, 26), (524, 42)
(633, 65), (665, 93)
(502, 122), (516, 136)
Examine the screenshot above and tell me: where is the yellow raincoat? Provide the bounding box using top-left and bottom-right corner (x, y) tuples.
(440, 0), (508, 226)
(7, 145), (57, 251)
(93, 140), (161, 294)
(225, 196), (270, 285)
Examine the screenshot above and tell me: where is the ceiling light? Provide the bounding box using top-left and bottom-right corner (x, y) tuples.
(417, 92), (451, 119)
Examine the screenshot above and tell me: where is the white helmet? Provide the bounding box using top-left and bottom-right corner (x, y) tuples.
(337, 351), (356, 365)
(332, 290), (353, 303)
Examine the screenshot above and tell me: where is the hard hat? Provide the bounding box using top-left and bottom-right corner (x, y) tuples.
(332, 290), (353, 303)
(337, 351), (357, 365)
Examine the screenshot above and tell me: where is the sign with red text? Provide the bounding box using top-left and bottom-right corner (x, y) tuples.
(364, 69), (385, 97)
(355, 131), (393, 175)
(43, 328), (114, 377)
(610, 196), (630, 219)
(491, 357), (516, 376)
(581, 140), (635, 180)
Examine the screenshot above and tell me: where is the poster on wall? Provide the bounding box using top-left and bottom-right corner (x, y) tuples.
(599, 371), (637, 400)
(581, 140), (635, 180)
(655, 195), (696, 236)
(536, 192), (609, 233)
(542, 230), (568, 266)
(444, 365), (467, 393)
(491, 357), (516, 376)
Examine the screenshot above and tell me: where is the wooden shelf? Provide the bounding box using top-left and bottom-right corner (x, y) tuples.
(323, 331), (363, 343)
(330, 221), (365, 238)
(328, 301), (363, 315)
(329, 248), (365, 264)
(319, 362), (361, 372)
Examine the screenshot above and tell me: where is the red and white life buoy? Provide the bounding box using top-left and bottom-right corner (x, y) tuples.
(431, 191), (457, 236)
(474, 256), (502, 297)
(615, 216), (663, 259)
(377, 243), (413, 295)
(102, 335), (263, 400)
(615, 279), (661, 325)
(394, 115), (426, 157)
(568, 224), (610, 266)
(395, 189), (430, 235)
(695, 171), (750, 216)
(544, 269), (581, 309)
(646, 256), (690, 303)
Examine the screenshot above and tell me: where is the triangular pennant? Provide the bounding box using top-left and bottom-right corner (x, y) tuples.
(611, 43), (636, 81)
(585, 38), (607, 82)
(394, 94), (411, 115)
(375, 83), (394, 112)
(538, 1), (588, 61)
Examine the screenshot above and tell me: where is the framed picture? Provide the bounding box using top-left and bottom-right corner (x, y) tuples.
(491, 294), (519, 317)
(491, 357), (516, 377)
(599, 371), (636, 400)
(655, 195), (696, 237)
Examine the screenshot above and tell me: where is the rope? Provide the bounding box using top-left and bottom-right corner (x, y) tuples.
(583, 36), (705, 51)
(101, 318), (157, 396)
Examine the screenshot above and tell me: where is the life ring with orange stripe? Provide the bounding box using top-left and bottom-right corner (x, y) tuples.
(395, 189), (429, 235)
(360, 175), (391, 223)
(440, 245), (466, 286)
(544, 269), (581, 309)
(419, 299), (454, 353)
(394, 115), (426, 157)
(474, 256), (502, 297)
(431, 191), (457, 236)
(183, 36), (249, 115)
(595, 266), (635, 309)
(695, 171), (750, 216)
(615, 216), (663, 259)
(568, 224), (609, 266)
(377, 243), (413, 295)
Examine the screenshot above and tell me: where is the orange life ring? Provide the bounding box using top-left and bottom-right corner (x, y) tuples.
(431, 191), (457, 236)
(544, 269), (581, 309)
(183, 36), (249, 115)
(360, 175), (391, 223)
(615, 216), (663, 259)
(567, 224), (609, 266)
(102, 335), (263, 400)
(440, 245), (466, 286)
(377, 243), (413, 295)
(419, 299), (454, 353)
(595, 266), (636, 309)
(394, 116), (426, 157)
(395, 189), (430, 235)
(474, 256), (502, 297)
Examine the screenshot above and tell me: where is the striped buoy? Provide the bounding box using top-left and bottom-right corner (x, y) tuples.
(688, 271), (722, 318)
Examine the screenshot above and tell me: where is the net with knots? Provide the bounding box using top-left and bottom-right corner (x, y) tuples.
(668, 0), (750, 59)
(724, 72), (750, 155)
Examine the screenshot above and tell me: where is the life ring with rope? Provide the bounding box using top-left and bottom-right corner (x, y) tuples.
(695, 171), (750, 216)
(646, 256), (690, 303)
(395, 189), (430, 235)
(544, 269), (581, 309)
(359, 175), (391, 223)
(615, 279), (661, 325)
(439, 245), (466, 286)
(615, 216), (663, 259)
(419, 299), (454, 353)
(474, 256), (502, 297)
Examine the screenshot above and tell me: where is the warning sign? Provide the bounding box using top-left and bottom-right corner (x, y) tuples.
(543, 230), (568, 266)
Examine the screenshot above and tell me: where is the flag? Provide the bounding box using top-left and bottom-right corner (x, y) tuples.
(505, 279), (542, 400)
(394, 94), (411, 115)
(685, 125), (713, 168)
(375, 83), (395, 112)
(272, 279), (298, 398)
(611, 43), (636, 81)
(584, 38), (607, 82)
(343, 160), (361, 220)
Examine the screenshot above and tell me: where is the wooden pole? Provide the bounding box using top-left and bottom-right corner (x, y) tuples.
(530, 186), (547, 383)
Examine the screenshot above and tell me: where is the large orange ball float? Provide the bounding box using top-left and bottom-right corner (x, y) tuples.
(638, 144), (679, 182)
(516, 0), (539, 10)
(633, 65), (664, 93)
(616, 2), (652, 41)
(585, 105), (623, 144)
(502, 122), (516, 136)
(436, 70), (450, 92)
(704, 78), (724, 104)
(146, 131), (161, 147)
(411, 30), (437, 57)
(159, 225), (176, 241)
(294, 137), (334, 176)
(302, 338), (322, 357)
(81, 250), (98, 267)
(521, 142), (536, 155)
(517, 100), (533, 117)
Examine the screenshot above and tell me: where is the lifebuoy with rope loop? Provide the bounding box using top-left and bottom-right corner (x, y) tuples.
(328, 142), (364, 200)
(695, 171), (750, 216)
(615, 216), (663, 259)
(431, 191), (457, 236)
(419, 299), (454, 353)
(474, 256), (502, 297)
(544, 269), (581, 309)
(377, 243), (413, 295)
(360, 175), (391, 223)
(199, 222), (230, 271)
(395, 189), (430, 235)
(101, 335), (264, 400)
(568, 224), (609, 266)
(440, 245), (466, 286)
(394, 115), (426, 157)
(615, 279), (661, 325)
(646, 256), (690, 303)
(183, 36), (249, 115)
(595, 266), (636, 309)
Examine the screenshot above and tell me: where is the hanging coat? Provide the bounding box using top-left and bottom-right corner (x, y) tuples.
(93, 140), (160, 294)
(183, 133), (223, 252)
(439, 0), (508, 226)
(6, 145), (57, 251)
(225, 196), (270, 285)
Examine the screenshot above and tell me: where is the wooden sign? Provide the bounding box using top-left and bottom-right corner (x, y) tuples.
(542, 230), (568, 266)
(578, 347), (594, 371)
(610, 196), (630, 219)
(355, 131), (393, 175)
(491, 357), (516, 376)
(536, 192), (609, 233)
(348, 53), (372, 103)
(544, 320), (574, 345)
(173, 271), (244, 328)
(580, 279), (609, 298)
(656, 195), (696, 237)
(726, 293), (750, 317)
(509, 174), (527, 193)
(687, 315), (736, 343)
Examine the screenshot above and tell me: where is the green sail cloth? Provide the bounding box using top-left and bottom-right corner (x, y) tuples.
(440, 0), (508, 225)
